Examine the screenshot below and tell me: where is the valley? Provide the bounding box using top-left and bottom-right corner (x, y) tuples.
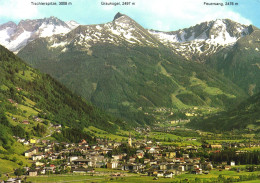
(0, 12), (259, 183)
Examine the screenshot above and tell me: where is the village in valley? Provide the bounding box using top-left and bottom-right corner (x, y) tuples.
(1, 95), (259, 183)
(2, 118), (260, 183)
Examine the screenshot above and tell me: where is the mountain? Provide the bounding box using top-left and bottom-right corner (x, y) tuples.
(0, 17), (79, 53)
(188, 91), (260, 132)
(0, 44), (122, 144)
(17, 13), (247, 125)
(0, 44), (127, 172)
(206, 25), (260, 95)
(149, 19), (251, 61)
(150, 20), (260, 95)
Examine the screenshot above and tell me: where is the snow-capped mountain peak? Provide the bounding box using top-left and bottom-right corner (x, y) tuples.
(0, 17), (78, 53)
(149, 19), (252, 61)
(46, 12), (161, 54)
(0, 14), (256, 60)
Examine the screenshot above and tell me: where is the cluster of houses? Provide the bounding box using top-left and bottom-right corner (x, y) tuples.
(13, 133), (242, 179)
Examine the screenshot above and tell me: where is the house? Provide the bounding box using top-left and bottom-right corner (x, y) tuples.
(148, 147), (156, 154)
(183, 154), (189, 159)
(102, 148), (112, 154)
(178, 165), (185, 172)
(166, 152), (176, 158)
(86, 167), (95, 173)
(44, 147), (52, 153)
(46, 167), (55, 173)
(69, 156), (79, 162)
(157, 171), (164, 177)
(225, 166), (231, 170)
(206, 163), (213, 170)
(191, 168), (202, 175)
(24, 147), (38, 158)
(23, 141), (29, 146)
(107, 161), (118, 169)
(36, 162), (44, 166)
(112, 155), (122, 160)
(22, 120), (30, 125)
(210, 145), (222, 149)
(72, 158), (91, 167)
(53, 124), (62, 129)
(121, 164), (130, 171)
(17, 138), (25, 143)
(159, 163), (167, 170)
(193, 165), (200, 170)
(144, 159), (150, 164)
(72, 167), (87, 174)
(164, 172), (173, 178)
(32, 154), (43, 161)
(29, 171), (37, 176)
(40, 168), (46, 175)
(230, 161), (235, 166)
(113, 142), (121, 148)
(148, 169), (158, 176)
(136, 150), (144, 158)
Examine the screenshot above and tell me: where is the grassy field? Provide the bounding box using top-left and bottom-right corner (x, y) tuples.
(240, 180), (260, 183)
(241, 147), (260, 151)
(27, 174), (174, 183)
(25, 169), (260, 183)
(84, 126), (139, 141)
(0, 159), (18, 174)
(148, 131), (202, 146)
(175, 170), (260, 179)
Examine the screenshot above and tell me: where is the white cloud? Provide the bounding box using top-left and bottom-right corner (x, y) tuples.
(0, 0), (41, 20)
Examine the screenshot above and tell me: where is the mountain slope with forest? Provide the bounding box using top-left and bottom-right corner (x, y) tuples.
(188, 91), (260, 132)
(0, 44), (123, 150)
(206, 26), (260, 95)
(17, 13), (247, 124)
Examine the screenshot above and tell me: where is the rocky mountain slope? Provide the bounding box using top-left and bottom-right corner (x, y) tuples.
(0, 16), (79, 53)
(149, 19), (252, 61)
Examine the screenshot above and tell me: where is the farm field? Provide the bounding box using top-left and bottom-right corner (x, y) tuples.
(25, 170), (260, 183)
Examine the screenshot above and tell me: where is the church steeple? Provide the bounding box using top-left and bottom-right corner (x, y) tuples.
(128, 132), (132, 147)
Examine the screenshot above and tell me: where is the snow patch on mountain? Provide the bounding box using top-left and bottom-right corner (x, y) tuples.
(149, 19), (251, 61)
(47, 13), (160, 52)
(65, 20), (80, 29)
(0, 27), (15, 45)
(50, 41), (68, 48)
(38, 23), (71, 37)
(0, 17), (79, 53)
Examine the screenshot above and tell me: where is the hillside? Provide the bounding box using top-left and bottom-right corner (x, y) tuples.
(0, 44), (124, 147)
(206, 25), (260, 95)
(17, 13), (247, 124)
(188, 91), (260, 132)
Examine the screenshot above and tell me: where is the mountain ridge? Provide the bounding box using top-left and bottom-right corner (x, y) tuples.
(17, 13), (248, 125)
(0, 16), (79, 53)
(149, 19), (254, 61)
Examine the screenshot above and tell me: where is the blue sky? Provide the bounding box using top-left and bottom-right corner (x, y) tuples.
(0, 0), (259, 31)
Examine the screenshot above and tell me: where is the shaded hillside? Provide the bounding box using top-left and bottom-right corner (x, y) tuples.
(0, 44), (122, 140)
(206, 26), (260, 95)
(188, 92), (260, 132)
